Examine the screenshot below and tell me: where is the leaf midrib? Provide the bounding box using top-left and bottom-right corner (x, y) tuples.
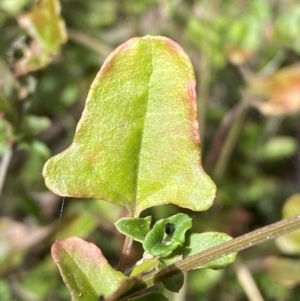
(132, 41), (154, 217)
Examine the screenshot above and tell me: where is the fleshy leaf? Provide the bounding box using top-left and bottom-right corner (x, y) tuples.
(276, 194), (300, 254)
(168, 232), (236, 270)
(51, 237), (127, 300)
(130, 257), (160, 277)
(43, 36), (216, 216)
(143, 213), (192, 257)
(115, 216), (152, 243)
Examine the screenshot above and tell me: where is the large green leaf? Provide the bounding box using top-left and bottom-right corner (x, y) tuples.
(43, 36), (216, 216)
(51, 237), (127, 301)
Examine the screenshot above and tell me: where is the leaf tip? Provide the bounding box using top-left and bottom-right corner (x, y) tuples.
(163, 36), (185, 54)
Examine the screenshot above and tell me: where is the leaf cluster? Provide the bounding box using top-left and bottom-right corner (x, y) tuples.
(1, 1), (300, 300)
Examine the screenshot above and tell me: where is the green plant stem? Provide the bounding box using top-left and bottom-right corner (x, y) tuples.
(205, 101), (249, 170)
(134, 214), (300, 292)
(213, 105), (247, 181)
(67, 28), (112, 57)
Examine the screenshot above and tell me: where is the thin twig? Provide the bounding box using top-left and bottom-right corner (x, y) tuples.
(0, 144), (13, 196)
(205, 100), (249, 170)
(213, 107), (247, 181)
(117, 235), (134, 273)
(234, 257), (265, 301)
(67, 28), (112, 57)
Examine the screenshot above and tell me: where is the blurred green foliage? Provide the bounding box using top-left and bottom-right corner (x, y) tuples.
(1, 0), (300, 300)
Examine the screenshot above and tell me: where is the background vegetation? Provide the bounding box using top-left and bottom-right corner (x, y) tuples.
(1, 0), (300, 300)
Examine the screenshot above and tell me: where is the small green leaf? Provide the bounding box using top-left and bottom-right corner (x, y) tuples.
(162, 273), (184, 293)
(130, 257), (160, 277)
(16, 0), (67, 74)
(115, 216), (152, 243)
(274, 5), (300, 53)
(259, 136), (298, 161)
(0, 0), (28, 15)
(18, 0), (67, 54)
(51, 237), (127, 301)
(276, 194), (300, 254)
(189, 269), (223, 293)
(143, 213), (192, 257)
(43, 36), (216, 216)
(129, 292), (168, 301)
(175, 232), (236, 269)
(159, 254), (183, 268)
(21, 115), (51, 137)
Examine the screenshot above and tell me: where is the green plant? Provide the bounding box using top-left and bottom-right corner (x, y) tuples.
(2, 0), (300, 300)
(43, 36), (300, 301)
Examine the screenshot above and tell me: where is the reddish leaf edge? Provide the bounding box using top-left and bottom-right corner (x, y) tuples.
(51, 236), (128, 300)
